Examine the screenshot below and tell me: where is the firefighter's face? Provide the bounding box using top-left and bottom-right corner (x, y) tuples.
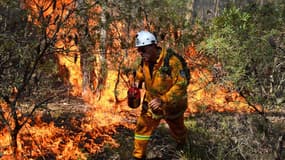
(138, 44), (157, 63)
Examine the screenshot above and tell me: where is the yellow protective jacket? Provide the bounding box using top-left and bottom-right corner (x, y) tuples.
(136, 47), (188, 119)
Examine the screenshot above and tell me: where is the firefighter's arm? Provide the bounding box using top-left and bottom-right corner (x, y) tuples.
(159, 57), (188, 105)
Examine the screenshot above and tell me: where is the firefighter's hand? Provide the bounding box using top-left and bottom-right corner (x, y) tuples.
(149, 98), (162, 113)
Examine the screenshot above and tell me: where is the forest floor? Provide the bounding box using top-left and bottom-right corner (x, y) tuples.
(45, 96), (182, 160)
(43, 95), (285, 160)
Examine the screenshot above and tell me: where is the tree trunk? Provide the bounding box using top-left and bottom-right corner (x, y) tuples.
(95, 5), (108, 99)
(79, 18), (92, 97)
(81, 50), (91, 96)
(11, 129), (19, 159)
(188, 0), (195, 25)
(214, 0), (220, 17)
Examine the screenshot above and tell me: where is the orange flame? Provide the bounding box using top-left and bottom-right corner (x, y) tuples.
(185, 44), (260, 114)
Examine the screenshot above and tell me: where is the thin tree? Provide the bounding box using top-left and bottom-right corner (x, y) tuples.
(0, 0), (77, 158)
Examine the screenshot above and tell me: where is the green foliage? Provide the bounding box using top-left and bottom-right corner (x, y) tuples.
(179, 113), (280, 160)
(144, 0), (190, 27)
(201, 2), (285, 107)
(0, 4), (33, 97)
(204, 7), (252, 80)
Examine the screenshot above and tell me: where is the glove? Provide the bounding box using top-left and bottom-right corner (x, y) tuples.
(127, 87), (141, 108)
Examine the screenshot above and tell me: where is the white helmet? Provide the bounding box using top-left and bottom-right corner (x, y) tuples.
(135, 30), (157, 47)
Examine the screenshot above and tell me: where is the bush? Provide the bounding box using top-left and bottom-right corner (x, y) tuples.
(200, 2), (285, 108)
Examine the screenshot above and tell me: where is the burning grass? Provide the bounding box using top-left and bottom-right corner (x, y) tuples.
(1, 100), (283, 160)
(0, 97), (140, 160)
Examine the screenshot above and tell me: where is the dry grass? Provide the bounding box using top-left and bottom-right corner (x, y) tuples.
(99, 111), (285, 160)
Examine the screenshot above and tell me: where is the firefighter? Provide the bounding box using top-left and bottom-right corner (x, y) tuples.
(130, 30), (189, 160)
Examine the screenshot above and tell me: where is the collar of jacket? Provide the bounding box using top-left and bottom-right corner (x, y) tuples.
(154, 47), (166, 70)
